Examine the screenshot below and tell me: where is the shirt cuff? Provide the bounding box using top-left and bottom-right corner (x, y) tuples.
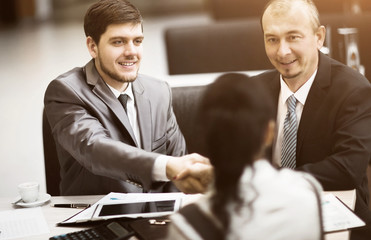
(153, 155), (172, 182)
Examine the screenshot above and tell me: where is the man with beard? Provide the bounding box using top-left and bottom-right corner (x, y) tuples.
(44, 0), (211, 196)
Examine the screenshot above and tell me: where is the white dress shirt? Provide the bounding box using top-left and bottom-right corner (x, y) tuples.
(107, 83), (170, 182)
(273, 70), (317, 166)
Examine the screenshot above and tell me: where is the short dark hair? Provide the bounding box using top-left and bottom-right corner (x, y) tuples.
(84, 0), (143, 44)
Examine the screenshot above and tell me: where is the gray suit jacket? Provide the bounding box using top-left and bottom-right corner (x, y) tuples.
(44, 60), (186, 195)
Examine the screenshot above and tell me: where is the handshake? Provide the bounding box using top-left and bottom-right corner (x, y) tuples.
(166, 153), (213, 194)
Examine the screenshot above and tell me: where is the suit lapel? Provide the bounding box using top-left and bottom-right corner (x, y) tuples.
(133, 76), (152, 152)
(296, 53), (332, 157)
(85, 60), (138, 146)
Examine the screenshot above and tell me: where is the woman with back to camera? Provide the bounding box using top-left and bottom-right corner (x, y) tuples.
(167, 73), (324, 240)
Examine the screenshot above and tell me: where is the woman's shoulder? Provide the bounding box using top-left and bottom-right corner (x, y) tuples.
(241, 160), (323, 208)
(233, 160), (322, 240)
(252, 160), (322, 191)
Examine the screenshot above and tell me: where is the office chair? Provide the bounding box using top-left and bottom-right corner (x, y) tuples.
(165, 19), (273, 75)
(42, 109), (61, 196)
(171, 85), (207, 155)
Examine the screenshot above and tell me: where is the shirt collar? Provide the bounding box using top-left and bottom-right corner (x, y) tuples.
(279, 69), (317, 106)
(107, 83), (134, 101)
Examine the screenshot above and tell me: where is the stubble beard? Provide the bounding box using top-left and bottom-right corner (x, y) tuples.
(99, 56), (138, 83)
(282, 68), (301, 80)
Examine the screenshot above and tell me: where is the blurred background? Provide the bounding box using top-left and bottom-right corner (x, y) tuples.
(0, 0), (370, 198)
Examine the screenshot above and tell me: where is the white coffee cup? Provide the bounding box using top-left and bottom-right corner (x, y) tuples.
(18, 182), (40, 203)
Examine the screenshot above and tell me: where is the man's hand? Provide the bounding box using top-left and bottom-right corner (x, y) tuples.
(175, 162), (213, 187)
(166, 153), (213, 194)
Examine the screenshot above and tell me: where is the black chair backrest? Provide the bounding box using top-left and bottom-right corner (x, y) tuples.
(171, 85), (207, 155)
(165, 19), (272, 75)
(42, 109), (61, 196)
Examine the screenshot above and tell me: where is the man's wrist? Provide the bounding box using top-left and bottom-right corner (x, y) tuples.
(153, 155), (173, 181)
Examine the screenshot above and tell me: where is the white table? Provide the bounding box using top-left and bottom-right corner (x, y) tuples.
(0, 190), (356, 240)
(165, 70), (266, 87)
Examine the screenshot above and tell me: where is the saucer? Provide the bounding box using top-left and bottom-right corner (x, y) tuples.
(13, 193), (51, 208)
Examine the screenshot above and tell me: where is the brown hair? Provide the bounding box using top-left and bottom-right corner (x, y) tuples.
(84, 0), (143, 44)
(197, 73), (274, 235)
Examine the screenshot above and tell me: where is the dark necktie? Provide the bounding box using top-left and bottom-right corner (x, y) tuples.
(118, 94), (129, 113)
(281, 95), (297, 169)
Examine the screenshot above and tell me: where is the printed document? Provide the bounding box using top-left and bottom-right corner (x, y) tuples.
(322, 193), (365, 233)
(0, 207), (49, 239)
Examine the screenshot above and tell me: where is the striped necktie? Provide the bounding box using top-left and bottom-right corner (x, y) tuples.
(281, 95), (297, 169)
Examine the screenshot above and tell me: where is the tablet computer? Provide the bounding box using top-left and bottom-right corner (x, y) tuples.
(92, 198), (181, 220)
(58, 192), (185, 225)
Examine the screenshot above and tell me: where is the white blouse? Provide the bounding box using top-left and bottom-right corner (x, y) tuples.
(167, 159), (323, 240)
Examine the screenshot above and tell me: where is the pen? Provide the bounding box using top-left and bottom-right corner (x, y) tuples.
(51, 203), (91, 208)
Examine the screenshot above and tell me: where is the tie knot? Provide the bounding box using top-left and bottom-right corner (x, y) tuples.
(287, 95), (297, 113)
(118, 94), (129, 113)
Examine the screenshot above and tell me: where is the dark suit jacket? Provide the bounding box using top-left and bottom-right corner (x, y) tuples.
(44, 60), (186, 195)
(254, 52), (371, 223)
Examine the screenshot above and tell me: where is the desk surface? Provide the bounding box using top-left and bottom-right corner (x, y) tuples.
(0, 195), (103, 240)
(0, 190), (356, 240)
(165, 70), (266, 87)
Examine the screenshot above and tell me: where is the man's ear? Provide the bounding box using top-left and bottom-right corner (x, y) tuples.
(86, 36), (97, 59)
(316, 25), (326, 50)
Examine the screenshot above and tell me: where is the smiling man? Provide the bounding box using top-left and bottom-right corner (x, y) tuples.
(44, 0), (211, 196)
(253, 0), (371, 239)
